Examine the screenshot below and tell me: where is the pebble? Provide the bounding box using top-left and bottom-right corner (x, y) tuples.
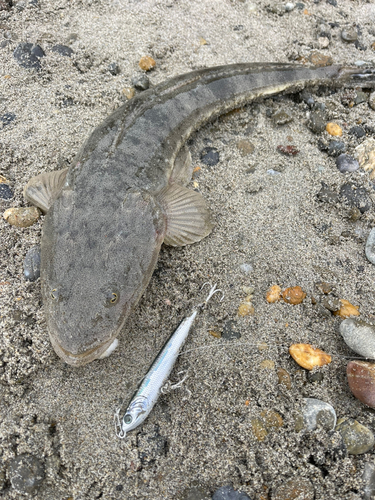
(340, 318), (375, 359)
(222, 320), (241, 340)
(347, 360), (375, 408)
(340, 182), (372, 213)
(277, 145), (299, 156)
(239, 263), (253, 275)
(13, 42), (45, 70)
(284, 2), (295, 11)
(267, 169), (281, 176)
(300, 90), (315, 108)
(341, 27), (358, 43)
(250, 417), (268, 442)
(122, 87), (135, 100)
(139, 55), (156, 71)
(108, 62), (120, 75)
(326, 122), (342, 137)
(131, 73), (150, 91)
(236, 140), (254, 156)
(212, 485), (252, 500)
(307, 112), (326, 134)
(366, 228), (375, 265)
(23, 245), (41, 281)
(349, 126), (366, 139)
(200, 147), (220, 166)
(289, 344), (332, 370)
(238, 302), (254, 316)
(336, 154), (359, 173)
(355, 138), (375, 177)
(303, 398), (336, 431)
(51, 44), (73, 57)
(336, 418), (374, 455)
(369, 92), (375, 111)
(307, 371), (324, 383)
(3, 206), (40, 227)
(272, 477), (314, 500)
(321, 295), (341, 312)
(282, 286), (306, 305)
(316, 184), (339, 204)
(354, 91), (368, 105)
(8, 454), (45, 495)
(0, 183), (13, 200)
(259, 359), (275, 370)
(308, 52), (333, 67)
(327, 140), (346, 157)
(333, 299), (360, 318)
(277, 367), (291, 389)
(261, 409), (283, 430)
(272, 110), (293, 125)
(266, 285), (281, 303)
(1, 112), (16, 128)
(363, 462), (375, 500)
(315, 281), (335, 294)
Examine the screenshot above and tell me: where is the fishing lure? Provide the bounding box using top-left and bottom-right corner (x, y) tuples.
(115, 283), (223, 438)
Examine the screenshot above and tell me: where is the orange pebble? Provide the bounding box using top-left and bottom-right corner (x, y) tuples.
(333, 299), (360, 318)
(326, 122), (342, 136)
(282, 286), (306, 305)
(289, 343), (332, 370)
(139, 55), (156, 71)
(266, 285), (282, 303)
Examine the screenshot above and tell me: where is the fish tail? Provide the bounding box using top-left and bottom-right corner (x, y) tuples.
(336, 66), (375, 89)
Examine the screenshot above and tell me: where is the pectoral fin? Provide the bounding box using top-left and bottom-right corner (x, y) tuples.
(23, 168), (68, 213)
(169, 145), (193, 186)
(156, 184), (213, 246)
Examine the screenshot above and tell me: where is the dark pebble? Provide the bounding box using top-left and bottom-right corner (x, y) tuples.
(316, 183), (339, 204)
(51, 44), (73, 57)
(355, 40), (367, 51)
(8, 454), (45, 495)
(222, 320), (241, 340)
(0, 183), (13, 200)
(349, 126), (366, 138)
(340, 182), (372, 213)
(307, 112), (326, 134)
(131, 73), (150, 91)
(354, 91), (368, 105)
(326, 0), (337, 5)
(212, 485), (251, 500)
(307, 371), (324, 383)
(300, 90), (315, 108)
(13, 42), (45, 70)
(108, 62), (120, 75)
(0, 112), (16, 128)
(327, 140), (346, 157)
(23, 245), (41, 282)
(272, 110), (293, 126)
(336, 154), (359, 173)
(200, 147), (220, 166)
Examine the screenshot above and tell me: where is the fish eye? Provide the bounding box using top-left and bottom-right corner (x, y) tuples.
(124, 414), (132, 424)
(51, 289), (59, 300)
(105, 289), (120, 307)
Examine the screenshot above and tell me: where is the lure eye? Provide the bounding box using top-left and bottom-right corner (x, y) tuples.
(51, 289), (59, 300)
(124, 414), (132, 425)
(105, 289), (119, 307)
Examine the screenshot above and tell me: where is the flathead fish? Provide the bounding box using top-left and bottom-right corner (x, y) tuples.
(24, 63), (373, 366)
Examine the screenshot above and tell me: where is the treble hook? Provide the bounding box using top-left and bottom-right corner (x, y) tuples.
(200, 282), (224, 306)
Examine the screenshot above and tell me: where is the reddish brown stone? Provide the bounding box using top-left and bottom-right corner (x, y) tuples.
(347, 360), (375, 408)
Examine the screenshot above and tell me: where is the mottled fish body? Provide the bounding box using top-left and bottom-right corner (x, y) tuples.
(24, 63), (371, 366)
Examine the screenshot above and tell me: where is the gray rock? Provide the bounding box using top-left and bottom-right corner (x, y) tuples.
(327, 140), (346, 157)
(51, 44), (73, 57)
(13, 42), (45, 70)
(272, 110), (293, 125)
(369, 92), (375, 111)
(303, 398), (336, 432)
(0, 112), (16, 128)
(341, 27), (358, 43)
(363, 462), (375, 500)
(272, 477), (314, 500)
(23, 245), (41, 281)
(0, 183), (13, 200)
(349, 126), (366, 139)
(200, 147), (219, 166)
(307, 112), (326, 134)
(336, 418), (375, 455)
(340, 318), (375, 359)
(8, 454), (45, 495)
(212, 485), (252, 500)
(336, 154), (360, 173)
(366, 228), (375, 265)
(108, 62), (120, 75)
(131, 73), (150, 91)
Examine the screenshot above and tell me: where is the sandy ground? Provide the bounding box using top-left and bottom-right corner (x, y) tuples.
(1, 0), (375, 498)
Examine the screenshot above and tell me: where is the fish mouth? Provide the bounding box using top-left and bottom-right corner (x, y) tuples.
(48, 332), (115, 367)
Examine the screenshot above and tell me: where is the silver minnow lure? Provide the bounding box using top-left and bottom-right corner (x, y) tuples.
(115, 283), (222, 438)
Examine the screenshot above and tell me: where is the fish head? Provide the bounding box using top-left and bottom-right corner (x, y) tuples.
(41, 187), (167, 366)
